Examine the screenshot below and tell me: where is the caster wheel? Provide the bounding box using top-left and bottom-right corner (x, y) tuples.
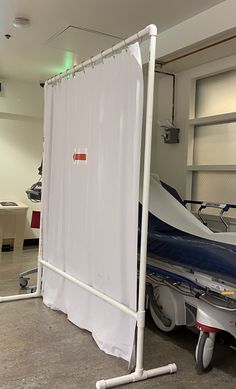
(195, 332), (215, 373)
(30, 286), (36, 293)
(19, 278), (28, 289)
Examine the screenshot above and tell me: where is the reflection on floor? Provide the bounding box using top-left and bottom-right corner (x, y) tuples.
(0, 249), (235, 389)
(0, 247), (38, 296)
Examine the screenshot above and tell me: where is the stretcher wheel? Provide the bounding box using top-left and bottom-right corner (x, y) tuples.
(19, 278), (28, 289)
(195, 332), (215, 373)
(30, 286), (36, 293)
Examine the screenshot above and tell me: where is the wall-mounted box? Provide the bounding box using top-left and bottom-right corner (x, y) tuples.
(162, 127), (180, 144)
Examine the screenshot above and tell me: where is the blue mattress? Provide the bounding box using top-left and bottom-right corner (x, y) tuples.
(138, 202), (236, 285)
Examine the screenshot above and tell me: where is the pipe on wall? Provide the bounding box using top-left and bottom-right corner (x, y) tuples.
(157, 34), (236, 66)
(155, 70), (175, 124)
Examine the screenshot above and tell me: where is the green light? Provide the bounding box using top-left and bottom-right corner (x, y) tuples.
(64, 52), (75, 78)
(64, 52), (74, 70)
(48, 52), (78, 78)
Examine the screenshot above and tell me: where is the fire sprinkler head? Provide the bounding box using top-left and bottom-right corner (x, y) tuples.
(12, 17), (30, 28)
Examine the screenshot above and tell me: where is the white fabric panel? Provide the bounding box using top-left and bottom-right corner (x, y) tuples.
(147, 176), (236, 245)
(147, 176), (211, 235)
(42, 44), (143, 362)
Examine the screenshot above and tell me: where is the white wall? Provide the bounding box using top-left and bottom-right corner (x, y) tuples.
(157, 0), (236, 60)
(152, 53), (236, 199)
(0, 80), (43, 239)
(151, 73), (186, 197)
(151, 0), (236, 201)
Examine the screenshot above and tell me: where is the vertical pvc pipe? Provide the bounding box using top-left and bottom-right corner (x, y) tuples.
(35, 187), (44, 296)
(36, 257), (42, 295)
(135, 28), (157, 374)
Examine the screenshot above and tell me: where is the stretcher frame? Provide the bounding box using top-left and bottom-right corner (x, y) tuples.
(146, 255), (236, 371)
(0, 24), (177, 388)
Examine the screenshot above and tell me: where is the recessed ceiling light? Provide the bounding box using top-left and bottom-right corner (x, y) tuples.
(12, 17), (30, 28)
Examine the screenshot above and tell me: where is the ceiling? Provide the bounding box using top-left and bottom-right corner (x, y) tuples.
(0, 0), (227, 83)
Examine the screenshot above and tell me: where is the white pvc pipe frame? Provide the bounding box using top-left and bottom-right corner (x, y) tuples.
(0, 24), (177, 387)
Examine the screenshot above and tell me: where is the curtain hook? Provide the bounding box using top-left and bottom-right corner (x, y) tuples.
(112, 45), (116, 59)
(90, 57), (94, 69)
(72, 65), (77, 77)
(124, 38), (128, 52)
(81, 61), (86, 74)
(137, 31), (143, 44)
(101, 50), (105, 64)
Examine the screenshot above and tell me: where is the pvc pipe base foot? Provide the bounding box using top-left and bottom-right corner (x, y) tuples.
(96, 381), (106, 389)
(96, 363), (177, 388)
(0, 292), (41, 303)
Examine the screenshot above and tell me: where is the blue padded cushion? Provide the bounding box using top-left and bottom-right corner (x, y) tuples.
(138, 182), (236, 284)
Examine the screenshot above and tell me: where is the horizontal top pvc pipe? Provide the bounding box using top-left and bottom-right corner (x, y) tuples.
(47, 24), (157, 85)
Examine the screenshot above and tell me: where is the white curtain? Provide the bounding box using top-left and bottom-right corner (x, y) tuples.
(42, 43), (143, 362)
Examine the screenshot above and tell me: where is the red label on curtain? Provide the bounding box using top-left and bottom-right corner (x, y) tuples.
(73, 148), (88, 165)
(73, 153), (87, 161)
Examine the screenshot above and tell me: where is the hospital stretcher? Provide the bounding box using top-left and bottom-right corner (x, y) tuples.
(140, 179), (236, 372)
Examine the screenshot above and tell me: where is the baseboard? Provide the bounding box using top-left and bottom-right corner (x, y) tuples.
(23, 238), (39, 247)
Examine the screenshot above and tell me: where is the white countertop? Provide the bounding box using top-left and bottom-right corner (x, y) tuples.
(0, 202), (28, 211)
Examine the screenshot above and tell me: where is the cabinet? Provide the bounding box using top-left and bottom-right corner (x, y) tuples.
(0, 202), (28, 251)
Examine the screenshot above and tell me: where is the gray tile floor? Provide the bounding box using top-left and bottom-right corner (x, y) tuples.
(0, 248), (235, 389)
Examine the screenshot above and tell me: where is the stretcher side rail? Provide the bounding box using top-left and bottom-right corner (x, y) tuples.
(184, 200), (236, 232)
